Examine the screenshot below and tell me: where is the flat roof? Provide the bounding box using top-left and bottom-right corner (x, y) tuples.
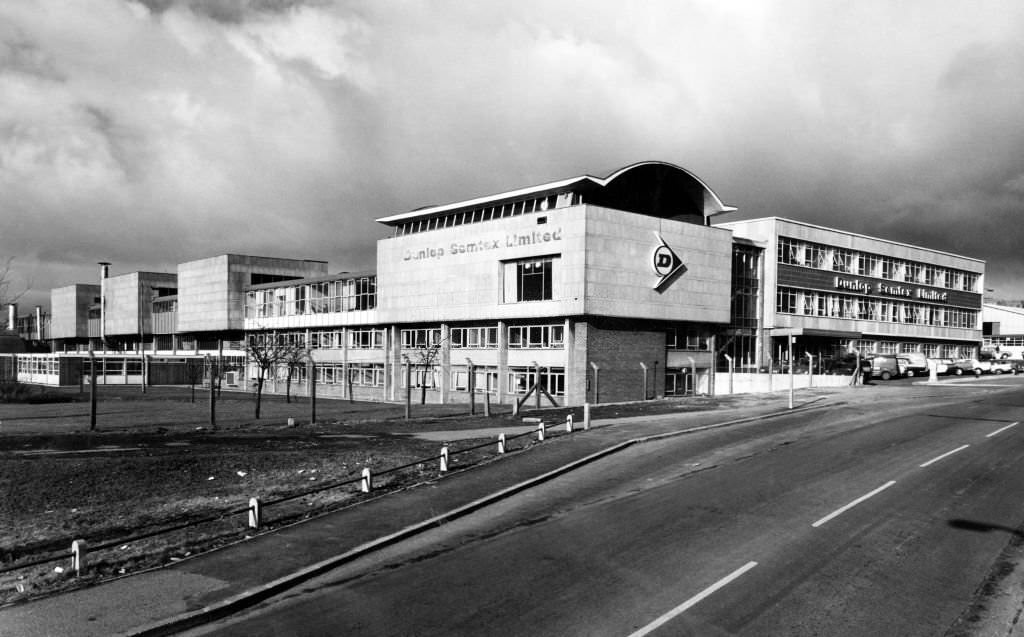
(718, 217), (985, 265)
(377, 161), (736, 225)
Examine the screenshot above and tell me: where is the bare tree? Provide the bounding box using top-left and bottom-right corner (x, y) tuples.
(409, 340), (444, 404)
(245, 332), (303, 419)
(0, 257), (28, 330)
(282, 346), (311, 404)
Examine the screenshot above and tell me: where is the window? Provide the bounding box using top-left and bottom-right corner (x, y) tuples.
(401, 328), (442, 349)
(777, 288), (797, 314)
(504, 256), (556, 302)
(348, 329), (384, 349)
(833, 248), (853, 273)
(507, 367), (565, 396)
(451, 367), (498, 393)
(508, 324), (564, 349)
(451, 326), (498, 349)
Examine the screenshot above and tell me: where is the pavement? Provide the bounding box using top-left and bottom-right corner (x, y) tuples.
(0, 384), (1021, 636)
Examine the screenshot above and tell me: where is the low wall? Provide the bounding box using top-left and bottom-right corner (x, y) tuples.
(714, 372), (852, 395)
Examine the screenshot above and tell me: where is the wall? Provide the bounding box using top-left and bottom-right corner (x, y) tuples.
(49, 284), (98, 339)
(177, 255), (327, 333)
(584, 207), (733, 323)
(714, 371), (852, 394)
(376, 206), (586, 323)
(581, 321), (666, 404)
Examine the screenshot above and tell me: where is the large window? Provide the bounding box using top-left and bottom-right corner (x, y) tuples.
(507, 367), (565, 396)
(348, 329), (384, 349)
(508, 324), (564, 349)
(451, 326), (498, 349)
(401, 328), (442, 349)
(504, 256), (556, 303)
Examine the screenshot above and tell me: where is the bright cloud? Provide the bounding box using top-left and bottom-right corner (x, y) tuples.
(2, 0), (1024, 307)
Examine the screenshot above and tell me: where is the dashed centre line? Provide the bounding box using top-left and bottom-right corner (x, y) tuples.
(919, 444), (970, 468)
(812, 481), (897, 528)
(987, 421), (1019, 438)
(627, 561), (758, 637)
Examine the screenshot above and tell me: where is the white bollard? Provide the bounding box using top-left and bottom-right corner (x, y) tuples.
(537, 422), (545, 442)
(71, 539), (86, 576)
(361, 467), (372, 493)
(584, 403), (591, 430)
(287, 417), (295, 427)
(565, 414), (573, 432)
(248, 497), (262, 530)
(498, 433), (506, 454)
(440, 445), (449, 473)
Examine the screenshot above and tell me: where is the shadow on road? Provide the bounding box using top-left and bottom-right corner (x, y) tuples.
(949, 518), (1024, 537)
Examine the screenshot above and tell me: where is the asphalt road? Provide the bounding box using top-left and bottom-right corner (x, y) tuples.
(189, 381), (1024, 636)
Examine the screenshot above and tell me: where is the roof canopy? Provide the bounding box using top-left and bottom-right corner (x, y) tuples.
(377, 161), (736, 226)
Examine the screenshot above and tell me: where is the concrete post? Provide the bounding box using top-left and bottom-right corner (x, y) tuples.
(537, 421), (545, 442)
(583, 403), (591, 430)
(724, 354), (734, 395)
(360, 468), (372, 493)
(440, 444), (449, 473)
(248, 497), (261, 529)
(71, 539), (86, 576)
(466, 358), (475, 415)
(498, 433), (506, 454)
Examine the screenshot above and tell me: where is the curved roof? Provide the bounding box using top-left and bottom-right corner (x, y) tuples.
(376, 160), (735, 225)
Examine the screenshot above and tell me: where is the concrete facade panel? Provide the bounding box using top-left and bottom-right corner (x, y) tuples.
(583, 207), (733, 323)
(376, 208), (587, 323)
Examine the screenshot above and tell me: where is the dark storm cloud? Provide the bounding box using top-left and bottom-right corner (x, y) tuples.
(2, 0), (1024, 308)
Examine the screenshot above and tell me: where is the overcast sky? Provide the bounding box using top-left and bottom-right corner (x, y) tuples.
(2, 0), (1024, 309)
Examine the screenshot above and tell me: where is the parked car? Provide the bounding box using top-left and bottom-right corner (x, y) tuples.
(948, 359), (985, 376)
(866, 354), (900, 380)
(989, 359), (1017, 374)
(1008, 360), (1024, 374)
(897, 357), (928, 377)
(932, 358), (955, 375)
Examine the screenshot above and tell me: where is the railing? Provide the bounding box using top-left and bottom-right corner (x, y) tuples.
(0, 412), (590, 580)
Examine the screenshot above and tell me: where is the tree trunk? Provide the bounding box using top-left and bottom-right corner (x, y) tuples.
(255, 374), (265, 419)
(285, 365), (292, 404)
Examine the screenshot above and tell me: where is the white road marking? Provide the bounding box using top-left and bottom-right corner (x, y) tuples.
(919, 444), (970, 468)
(987, 422), (1019, 438)
(627, 561), (758, 637)
(812, 481), (897, 528)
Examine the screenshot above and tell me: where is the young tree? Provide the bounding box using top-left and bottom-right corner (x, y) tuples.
(409, 340), (444, 405)
(245, 332), (303, 419)
(282, 346), (311, 404)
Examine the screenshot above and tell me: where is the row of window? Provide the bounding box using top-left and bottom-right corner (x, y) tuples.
(16, 357), (60, 375)
(248, 323), (720, 352)
(841, 339), (975, 359)
(985, 336), (1024, 347)
(776, 287), (978, 328)
(268, 363), (565, 396)
(392, 192), (581, 236)
(777, 237), (980, 292)
(245, 277), (377, 318)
